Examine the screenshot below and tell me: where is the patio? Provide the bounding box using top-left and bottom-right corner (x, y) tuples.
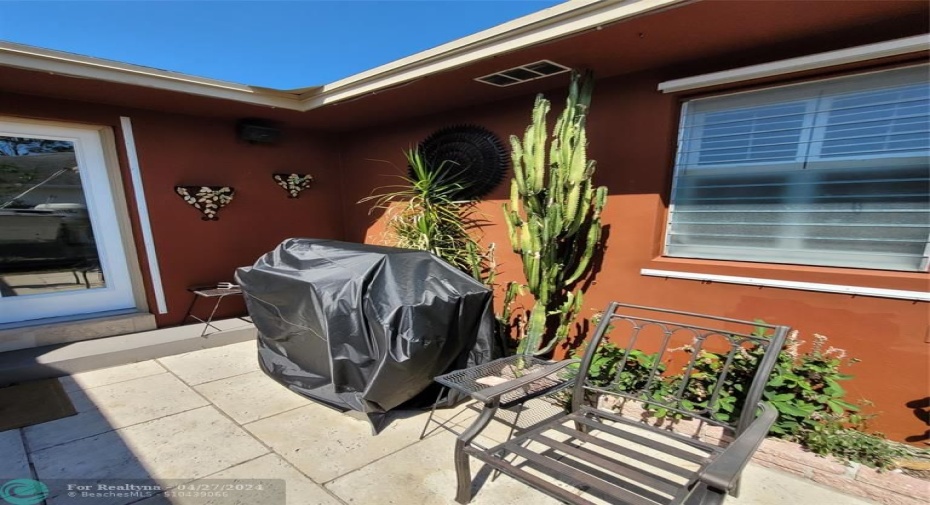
(1, 339), (881, 505)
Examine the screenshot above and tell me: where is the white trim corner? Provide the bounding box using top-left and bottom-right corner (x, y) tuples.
(120, 116), (168, 314)
(658, 34), (930, 93)
(640, 268), (930, 302)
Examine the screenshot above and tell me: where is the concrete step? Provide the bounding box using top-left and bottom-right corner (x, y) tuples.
(0, 318), (256, 386)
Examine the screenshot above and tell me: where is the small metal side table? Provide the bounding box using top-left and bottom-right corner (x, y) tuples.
(183, 286), (245, 337)
(420, 355), (575, 441)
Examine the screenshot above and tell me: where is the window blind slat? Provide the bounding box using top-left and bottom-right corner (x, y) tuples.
(673, 208), (929, 213)
(669, 221), (929, 229)
(678, 193), (928, 203)
(675, 176), (929, 191)
(681, 115), (929, 145)
(689, 92), (928, 127)
(682, 102), (929, 138)
(667, 229), (928, 244)
(665, 242), (927, 259)
(665, 244), (926, 271)
(679, 129), (930, 157)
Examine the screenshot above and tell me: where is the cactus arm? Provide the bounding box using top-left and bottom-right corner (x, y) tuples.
(568, 130), (588, 184)
(532, 97), (549, 193)
(503, 205), (520, 253)
(510, 135), (526, 196)
(564, 220), (601, 286)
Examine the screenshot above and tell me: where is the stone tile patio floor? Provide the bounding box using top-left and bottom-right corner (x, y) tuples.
(0, 340), (879, 505)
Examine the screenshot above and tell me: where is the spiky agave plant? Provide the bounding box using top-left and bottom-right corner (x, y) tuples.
(359, 148), (495, 284)
(503, 70), (607, 356)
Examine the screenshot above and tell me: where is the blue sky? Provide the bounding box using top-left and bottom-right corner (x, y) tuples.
(1, 1), (562, 89)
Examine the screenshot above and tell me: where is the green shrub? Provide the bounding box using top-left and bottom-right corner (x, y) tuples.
(677, 328), (860, 436)
(798, 417), (920, 470)
(572, 342), (665, 390)
(571, 323), (930, 471)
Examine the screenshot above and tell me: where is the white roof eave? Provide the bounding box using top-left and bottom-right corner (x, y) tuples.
(0, 0), (690, 112)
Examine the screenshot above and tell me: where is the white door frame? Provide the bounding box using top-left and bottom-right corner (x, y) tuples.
(0, 118), (144, 324)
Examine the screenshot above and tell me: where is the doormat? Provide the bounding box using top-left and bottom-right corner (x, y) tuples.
(0, 379), (76, 431)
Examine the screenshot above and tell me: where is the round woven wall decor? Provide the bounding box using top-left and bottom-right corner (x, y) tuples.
(413, 125), (508, 201)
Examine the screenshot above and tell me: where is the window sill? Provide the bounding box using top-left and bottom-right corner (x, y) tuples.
(641, 258), (929, 302)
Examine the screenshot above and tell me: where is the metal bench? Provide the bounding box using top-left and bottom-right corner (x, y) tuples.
(453, 302), (790, 505)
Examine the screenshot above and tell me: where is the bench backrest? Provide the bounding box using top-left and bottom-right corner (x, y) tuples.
(571, 302), (790, 437)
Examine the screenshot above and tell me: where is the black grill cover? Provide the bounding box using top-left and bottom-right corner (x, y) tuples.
(235, 238), (500, 432)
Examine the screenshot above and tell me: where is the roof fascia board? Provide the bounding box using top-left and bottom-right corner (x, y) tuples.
(0, 42), (305, 110)
(301, 0), (689, 108)
(0, 0), (690, 111)
(657, 34), (930, 93)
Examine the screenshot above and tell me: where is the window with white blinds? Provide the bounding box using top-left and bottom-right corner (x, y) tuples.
(667, 65), (930, 272)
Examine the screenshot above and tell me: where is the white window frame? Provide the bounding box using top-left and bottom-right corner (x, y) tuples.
(676, 66), (929, 175)
(654, 43), (930, 294)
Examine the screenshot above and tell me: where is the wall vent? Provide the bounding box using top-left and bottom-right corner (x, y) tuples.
(475, 60), (571, 87)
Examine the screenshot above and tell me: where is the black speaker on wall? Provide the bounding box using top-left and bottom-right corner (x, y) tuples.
(237, 119), (280, 144)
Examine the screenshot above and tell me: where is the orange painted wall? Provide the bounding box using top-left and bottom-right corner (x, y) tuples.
(337, 67), (929, 443)
(0, 93), (346, 326)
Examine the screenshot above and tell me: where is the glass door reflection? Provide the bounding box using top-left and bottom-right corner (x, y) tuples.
(0, 136), (105, 298)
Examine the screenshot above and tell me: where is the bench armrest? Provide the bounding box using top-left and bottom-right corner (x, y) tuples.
(470, 359), (579, 403)
(699, 402), (778, 492)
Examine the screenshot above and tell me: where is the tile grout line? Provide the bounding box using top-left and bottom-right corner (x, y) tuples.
(59, 364), (168, 393)
(177, 368), (262, 389)
(25, 402), (214, 455)
(238, 402), (317, 427)
(33, 368), (249, 453)
(31, 365), (220, 455)
(59, 348), (258, 395)
(318, 412), (453, 488)
(154, 342), (259, 388)
(159, 363), (352, 505)
(16, 429), (41, 483)
(228, 390), (456, 499)
(119, 452), (277, 505)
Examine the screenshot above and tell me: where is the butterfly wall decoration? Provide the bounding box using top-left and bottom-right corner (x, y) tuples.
(272, 173), (314, 198)
(175, 186), (235, 220)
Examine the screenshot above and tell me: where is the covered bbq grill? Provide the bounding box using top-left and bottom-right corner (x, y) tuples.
(235, 238), (500, 433)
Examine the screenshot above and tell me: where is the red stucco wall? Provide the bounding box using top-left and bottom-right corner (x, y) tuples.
(0, 93), (346, 326)
(336, 65), (929, 443)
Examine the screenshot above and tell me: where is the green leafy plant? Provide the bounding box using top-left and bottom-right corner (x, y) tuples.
(677, 329), (860, 435)
(571, 342), (665, 390)
(797, 412), (925, 470)
(359, 148), (495, 284)
(570, 319), (928, 472)
(503, 70), (607, 356)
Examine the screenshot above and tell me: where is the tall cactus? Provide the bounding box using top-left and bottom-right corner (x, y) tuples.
(503, 70), (607, 356)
